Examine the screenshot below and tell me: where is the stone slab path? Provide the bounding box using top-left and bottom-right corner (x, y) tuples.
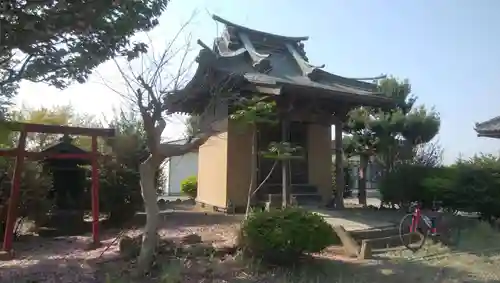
(311, 209), (398, 231)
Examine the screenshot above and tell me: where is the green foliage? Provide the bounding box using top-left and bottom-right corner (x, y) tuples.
(378, 164), (454, 209)
(379, 154), (500, 221)
(238, 207), (336, 265)
(97, 109), (164, 226)
(180, 175), (197, 199)
(1, 0), (169, 98)
(229, 96), (277, 126)
(0, 107), (163, 229)
(0, 161), (54, 231)
(344, 77), (441, 169)
(9, 105), (98, 149)
(230, 96), (304, 161)
(0, 122), (17, 150)
(261, 141), (304, 160)
(447, 159), (500, 220)
(402, 106), (441, 145)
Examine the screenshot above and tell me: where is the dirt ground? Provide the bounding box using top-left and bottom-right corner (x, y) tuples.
(0, 209), (242, 283)
(1, 206), (499, 283)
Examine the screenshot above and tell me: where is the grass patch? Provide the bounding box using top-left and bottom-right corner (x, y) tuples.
(382, 218), (500, 282)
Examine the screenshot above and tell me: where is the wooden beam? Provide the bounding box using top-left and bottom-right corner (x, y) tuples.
(477, 133), (500, 139)
(90, 136), (101, 247)
(3, 122), (115, 137)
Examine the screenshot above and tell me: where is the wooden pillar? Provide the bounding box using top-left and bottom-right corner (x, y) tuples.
(90, 135), (100, 246)
(281, 118), (290, 208)
(1, 130), (27, 257)
(334, 119), (345, 209)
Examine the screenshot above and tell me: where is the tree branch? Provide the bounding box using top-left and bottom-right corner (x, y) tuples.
(0, 54), (34, 87)
(157, 129), (217, 158)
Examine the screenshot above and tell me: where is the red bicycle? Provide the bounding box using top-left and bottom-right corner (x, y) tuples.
(399, 201), (439, 251)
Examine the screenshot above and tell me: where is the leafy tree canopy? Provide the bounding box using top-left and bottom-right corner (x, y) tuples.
(0, 0), (169, 99)
(344, 77), (440, 158)
(343, 76), (441, 205)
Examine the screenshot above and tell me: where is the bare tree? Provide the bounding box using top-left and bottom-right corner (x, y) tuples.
(410, 140), (443, 167)
(101, 16), (227, 274)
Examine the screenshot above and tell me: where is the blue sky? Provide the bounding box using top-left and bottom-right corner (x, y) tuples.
(15, 0), (500, 163)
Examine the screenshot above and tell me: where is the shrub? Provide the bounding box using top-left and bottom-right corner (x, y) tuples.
(0, 161), (53, 229)
(378, 164), (451, 209)
(448, 164), (500, 221)
(181, 176), (197, 199)
(95, 111), (165, 227)
(238, 207), (336, 265)
(96, 161), (144, 226)
(378, 156), (500, 222)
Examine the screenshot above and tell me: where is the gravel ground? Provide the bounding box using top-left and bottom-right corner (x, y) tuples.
(0, 211), (242, 283)
(2, 207), (498, 283)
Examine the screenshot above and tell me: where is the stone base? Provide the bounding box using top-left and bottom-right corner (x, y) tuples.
(332, 225), (360, 258)
(38, 210), (90, 236)
(0, 250), (14, 261)
(195, 201), (246, 214)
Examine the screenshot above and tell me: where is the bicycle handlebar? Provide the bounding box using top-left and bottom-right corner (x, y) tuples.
(409, 200), (442, 211)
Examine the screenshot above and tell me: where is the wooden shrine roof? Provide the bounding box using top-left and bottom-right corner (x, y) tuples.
(475, 116), (500, 138)
(165, 15), (394, 114)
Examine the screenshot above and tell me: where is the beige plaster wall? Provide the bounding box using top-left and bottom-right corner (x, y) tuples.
(196, 119), (229, 208)
(197, 113), (333, 209)
(226, 120), (255, 208)
(195, 93), (230, 209)
(307, 123), (333, 203)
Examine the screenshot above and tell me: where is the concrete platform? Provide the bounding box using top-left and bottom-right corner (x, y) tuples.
(311, 208), (399, 231)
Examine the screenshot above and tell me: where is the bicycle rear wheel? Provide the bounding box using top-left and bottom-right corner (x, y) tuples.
(399, 213), (427, 251)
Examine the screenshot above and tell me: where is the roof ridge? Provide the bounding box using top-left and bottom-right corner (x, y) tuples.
(212, 15), (309, 42)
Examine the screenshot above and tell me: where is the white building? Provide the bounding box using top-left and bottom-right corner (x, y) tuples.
(162, 138), (199, 196)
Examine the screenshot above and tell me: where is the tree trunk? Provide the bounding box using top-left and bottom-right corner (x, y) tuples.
(136, 157), (161, 274)
(245, 126), (257, 217)
(358, 154), (368, 207)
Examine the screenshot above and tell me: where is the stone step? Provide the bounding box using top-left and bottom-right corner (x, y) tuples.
(358, 233), (425, 259)
(350, 225), (400, 243)
(331, 224), (423, 259)
(260, 184), (319, 195)
(264, 193), (323, 207)
(293, 193), (323, 205)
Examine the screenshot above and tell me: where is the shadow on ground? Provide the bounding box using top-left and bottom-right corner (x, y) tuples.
(130, 210), (243, 229)
(281, 256), (500, 283)
(2, 238), (499, 282)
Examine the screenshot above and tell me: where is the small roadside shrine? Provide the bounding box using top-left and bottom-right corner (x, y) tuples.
(39, 134), (91, 235)
(0, 122), (115, 260)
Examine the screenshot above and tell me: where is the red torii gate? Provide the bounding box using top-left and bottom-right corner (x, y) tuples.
(0, 122), (115, 260)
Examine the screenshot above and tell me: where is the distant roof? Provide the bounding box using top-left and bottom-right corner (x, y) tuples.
(475, 116), (500, 138)
(166, 15), (394, 114)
